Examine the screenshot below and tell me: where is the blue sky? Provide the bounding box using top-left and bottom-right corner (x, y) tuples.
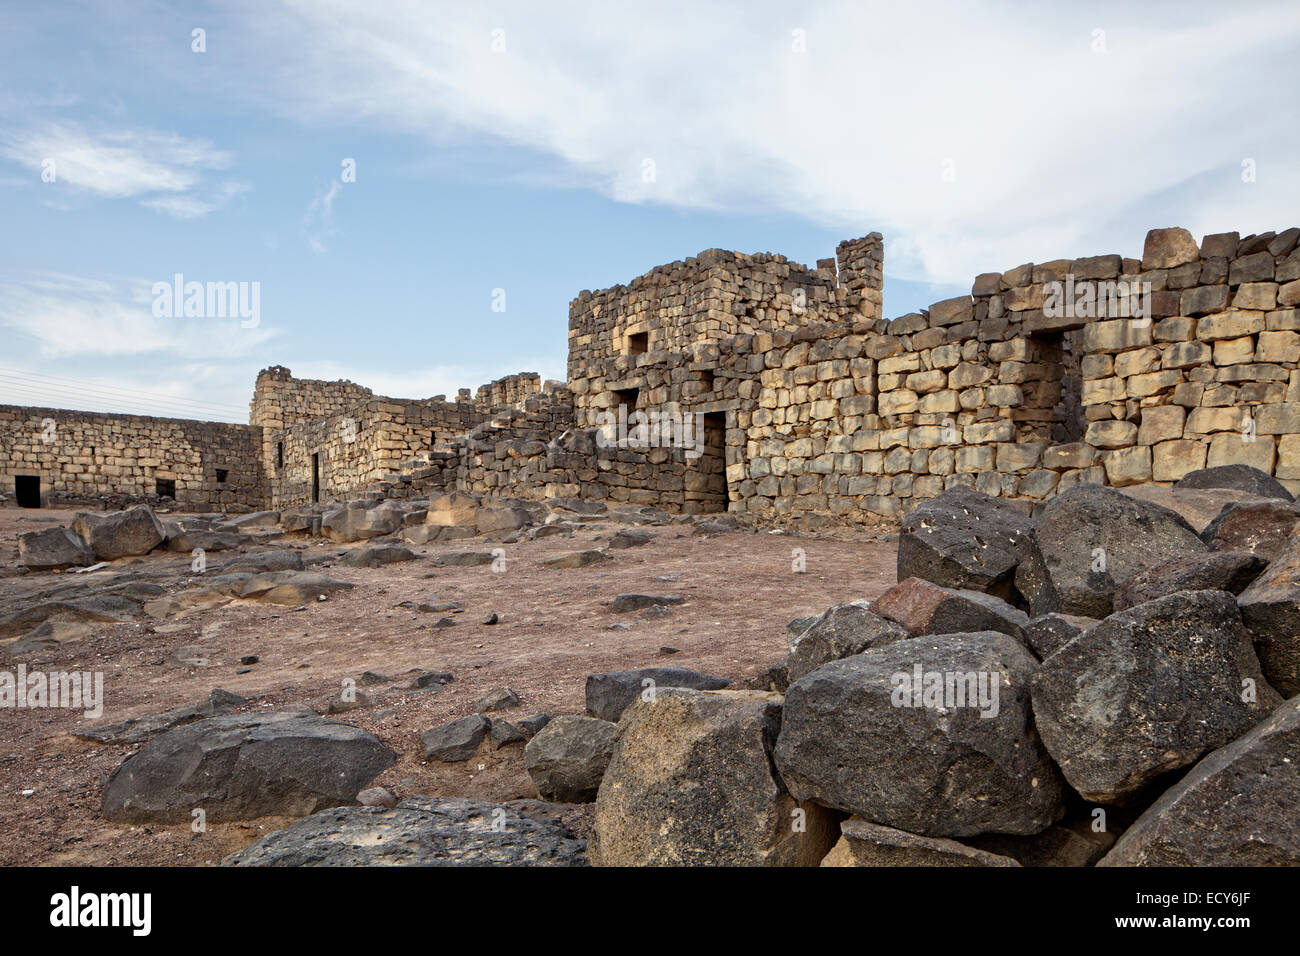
(1, 1), (1298, 423)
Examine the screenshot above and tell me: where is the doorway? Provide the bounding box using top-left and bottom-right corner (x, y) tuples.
(311, 453), (321, 503)
(14, 475), (40, 508)
(685, 412), (728, 513)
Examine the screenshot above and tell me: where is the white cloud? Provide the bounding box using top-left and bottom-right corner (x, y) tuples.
(0, 272), (277, 361)
(0, 122), (243, 218)
(252, 0), (1300, 284)
(302, 180), (342, 253)
(290, 356), (567, 402)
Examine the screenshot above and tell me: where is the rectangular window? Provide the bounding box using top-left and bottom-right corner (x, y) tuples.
(276, 441), (284, 469)
(627, 331), (648, 355)
(216, 468), (229, 483)
(155, 478), (176, 499)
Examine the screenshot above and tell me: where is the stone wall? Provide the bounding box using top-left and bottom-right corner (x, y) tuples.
(0, 404), (263, 510)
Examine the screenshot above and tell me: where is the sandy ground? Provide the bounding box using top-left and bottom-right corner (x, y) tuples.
(0, 505), (899, 866)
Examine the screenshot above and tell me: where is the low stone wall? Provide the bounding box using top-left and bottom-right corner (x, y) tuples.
(0, 404), (263, 510)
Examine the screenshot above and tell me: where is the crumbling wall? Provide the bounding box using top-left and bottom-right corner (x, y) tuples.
(0, 404), (263, 510)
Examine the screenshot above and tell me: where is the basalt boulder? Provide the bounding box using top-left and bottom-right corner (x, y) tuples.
(897, 488), (1037, 597)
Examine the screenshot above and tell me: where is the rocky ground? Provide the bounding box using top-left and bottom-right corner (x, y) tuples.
(0, 502), (895, 866)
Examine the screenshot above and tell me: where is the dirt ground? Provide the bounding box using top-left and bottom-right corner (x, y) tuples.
(0, 505), (900, 866)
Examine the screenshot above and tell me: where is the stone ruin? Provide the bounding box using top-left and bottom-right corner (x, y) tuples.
(4, 225), (1300, 523)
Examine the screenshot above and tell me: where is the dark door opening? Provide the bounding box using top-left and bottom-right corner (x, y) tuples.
(685, 412), (728, 514)
(155, 478), (176, 500)
(14, 475), (40, 508)
(311, 453), (321, 503)
(613, 387), (640, 411)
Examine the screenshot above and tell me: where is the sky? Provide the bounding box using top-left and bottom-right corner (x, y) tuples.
(1, 0), (1298, 424)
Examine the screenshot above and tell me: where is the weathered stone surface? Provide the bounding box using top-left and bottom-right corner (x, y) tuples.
(1099, 696), (1300, 866)
(591, 689), (837, 866)
(419, 715), (491, 761)
(608, 529), (655, 549)
(1031, 590), (1281, 803)
(585, 667), (731, 722)
(101, 712), (395, 822)
(72, 505), (166, 560)
(475, 505), (530, 534)
(474, 686), (520, 712)
(1112, 551), (1267, 611)
(966, 818), (1116, 867)
(425, 493), (481, 527)
(0, 593), (141, 639)
(1023, 613), (1097, 660)
(821, 818), (1020, 867)
(1175, 463), (1294, 501)
(1014, 484), (1208, 617)
(77, 689), (246, 745)
(18, 527), (94, 570)
(222, 796), (587, 866)
(774, 632), (1065, 836)
(237, 571), (353, 605)
(1200, 500), (1300, 559)
(785, 602), (909, 682)
(872, 577), (1029, 641)
(1237, 528), (1300, 695)
(1141, 227), (1201, 270)
(433, 550), (496, 567)
(523, 715), (617, 802)
(539, 549), (608, 568)
(320, 502), (403, 542)
(610, 593), (684, 613)
(222, 550), (305, 573)
(897, 487), (1036, 597)
(338, 545), (417, 567)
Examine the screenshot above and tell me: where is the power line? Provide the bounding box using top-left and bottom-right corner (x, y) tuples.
(0, 381), (248, 423)
(0, 366), (249, 414)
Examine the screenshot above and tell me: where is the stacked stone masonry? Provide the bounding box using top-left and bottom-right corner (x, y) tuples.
(4, 226), (1299, 520)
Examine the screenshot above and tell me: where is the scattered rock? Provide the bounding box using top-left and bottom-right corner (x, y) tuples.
(1031, 589), (1281, 803)
(897, 488), (1036, 597)
(222, 797), (587, 866)
(785, 602), (909, 683)
(338, 545), (417, 568)
(356, 787), (397, 808)
(541, 550), (608, 569)
(1236, 527), (1300, 695)
(76, 689), (246, 745)
(585, 667), (731, 723)
(17, 527), (94, 570)
(871, 577), (1029, 642)
(609, 529), (655, 549)
(222, 550), (305, 573)
(821, 818), (1020, 867)
(434, 551), (496, 567)
(1098, 695), (1300, 866)
(524, 715), (617, 803)
(1175, 464), (1294, 502)
(591, 689), (837, 866)
(419, 715), (491, 762)
(1022, 613), (1097, 660)
(475, 686), (520, 713)
(101, 712), (395, 822)
(1112, 551), (1266, 611)
(610, 593), (685, 614)
(72, 505), (166, 560)
(1014, 483), (1208, 617)
(1200, 500), (1300, 559)
(774, 632), (1065, 836)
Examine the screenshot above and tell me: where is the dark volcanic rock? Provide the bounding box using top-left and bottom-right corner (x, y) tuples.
(610, 593), (685, 613)
(1023, 613), (1098, 661)
(784, 602), (909, 682)
(590, 689), (837, 866)
(871, 577), (1029, 641)
(1099, 695), (1300, 866)
(584, 667), (731, 722)
(101, 711), (394, 822)
(73, 505), (167, 560)
(774, 632), (1065, 837)
(1236, 528), (1300, 695)
(966, 818), (1116, 867)
(1031, 589), (1281, 803)
(419, 715), (491, 762)
(1014, 483), (1208, 617)
(1112, 551), (1267, 611)
(17, 527), (94, 570)
(523, 715), (617, 803)
(821, 818), (1020, 867)
(1175, 463), (1294, 501)
(898, 488), (1037, 596)
(1200, 499), (1300, 559)
(222, 796), (587, 866)
(222, 550), (305, 573)
(77, 689), (246, 745)
(339, 545), (418, 568)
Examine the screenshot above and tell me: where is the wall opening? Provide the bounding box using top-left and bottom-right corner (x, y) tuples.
(1021, 332), (1085, 445)
(216, 468), (229, 483)
(276, 442), (284, 470)
(14, 475), (40, 508)
(627, 331), (648, 355)
(684, 412), (728, 514)
(701, 369), (715, 393)
(311, 453), (321, 503)
(155, 478), (176, 500)
(613, 386), (640, 411)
